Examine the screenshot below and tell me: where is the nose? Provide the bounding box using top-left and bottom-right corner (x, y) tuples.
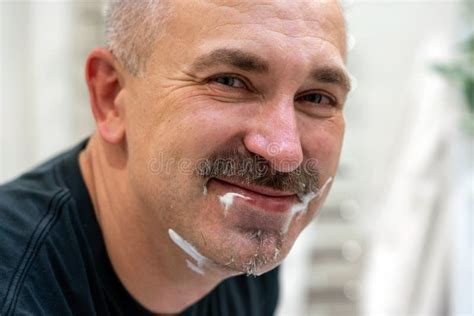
(243, 98), (303, 173)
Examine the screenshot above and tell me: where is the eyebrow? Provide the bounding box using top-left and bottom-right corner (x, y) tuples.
(190, 48), (351, 93)
(311, 66), (352, 94)
(190, 48), (269, 73)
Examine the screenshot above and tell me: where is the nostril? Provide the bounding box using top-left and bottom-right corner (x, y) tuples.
(243, 133), (269, 159)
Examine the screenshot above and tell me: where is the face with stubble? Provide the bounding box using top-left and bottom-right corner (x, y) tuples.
(120, 0), (349, 277)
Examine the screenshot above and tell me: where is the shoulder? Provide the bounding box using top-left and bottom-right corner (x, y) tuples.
(0, 154), (79, 315)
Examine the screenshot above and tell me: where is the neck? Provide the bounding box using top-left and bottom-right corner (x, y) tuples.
(78, 134), (226, 313)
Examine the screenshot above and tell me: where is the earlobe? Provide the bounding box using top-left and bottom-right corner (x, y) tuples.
(85, 48), (126, 144)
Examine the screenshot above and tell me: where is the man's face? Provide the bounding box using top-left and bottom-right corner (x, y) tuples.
(120, 0), (348, 276)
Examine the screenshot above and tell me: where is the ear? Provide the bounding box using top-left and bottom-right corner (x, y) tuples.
(85, 48), (126, 144)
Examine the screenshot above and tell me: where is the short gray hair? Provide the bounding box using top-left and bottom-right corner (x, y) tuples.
(105, 0), (171, 76)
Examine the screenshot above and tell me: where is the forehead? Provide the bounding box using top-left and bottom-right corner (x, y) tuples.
(150, 0), (347, 74)
(204, 0), (346, 45)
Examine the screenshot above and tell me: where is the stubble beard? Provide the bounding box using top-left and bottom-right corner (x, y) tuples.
(221, 228), (285, 277)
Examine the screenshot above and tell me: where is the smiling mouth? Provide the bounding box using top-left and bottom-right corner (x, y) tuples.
(217, 177), (296, 197)
(209, 178), (299, 213)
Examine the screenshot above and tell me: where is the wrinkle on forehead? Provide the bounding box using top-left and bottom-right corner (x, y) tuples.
(201, 0), (347, 56)
(208, 0), (344, 23)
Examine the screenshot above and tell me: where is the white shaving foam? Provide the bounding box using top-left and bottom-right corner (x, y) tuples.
(290, 191), (318, 214)
(218, 192), (251, 216)
(168, 228), (208, 275)
(186, 259), (204, 275)
(282, 177), (333, 233)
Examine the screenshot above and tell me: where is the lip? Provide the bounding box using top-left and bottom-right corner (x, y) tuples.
(209, 178), (298, 213)
(217, 178), (296, 197)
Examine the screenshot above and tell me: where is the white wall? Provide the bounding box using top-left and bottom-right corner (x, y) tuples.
(0, 1), (101, 182)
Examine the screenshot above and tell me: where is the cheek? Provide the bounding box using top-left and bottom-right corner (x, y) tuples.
(126, 99), (242, 196)
(302, 119), (344, 175)
(158, 97), (252, 159)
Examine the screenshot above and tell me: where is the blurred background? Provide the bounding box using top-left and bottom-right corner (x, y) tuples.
(1, 1), (472, 315)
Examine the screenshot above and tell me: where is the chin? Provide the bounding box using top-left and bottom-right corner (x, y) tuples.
(174, 192), (313, 277)
(201, 224), (296, 277)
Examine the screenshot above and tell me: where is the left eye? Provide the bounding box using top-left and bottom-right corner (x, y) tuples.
(301, 93), (334, 105)
(210, 76), (246, 89)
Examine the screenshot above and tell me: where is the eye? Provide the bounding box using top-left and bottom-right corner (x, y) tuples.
(210, 75), (247, 89)
(300, 93), (334, 105)
(297, 92), (339, 118)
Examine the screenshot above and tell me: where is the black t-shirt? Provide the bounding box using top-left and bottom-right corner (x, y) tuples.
(0, 140), (279, 315)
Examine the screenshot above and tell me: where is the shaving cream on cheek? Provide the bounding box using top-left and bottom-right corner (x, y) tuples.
(168, 228), (209, 275)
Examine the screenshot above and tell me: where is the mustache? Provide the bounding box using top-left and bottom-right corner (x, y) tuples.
(195, 148), (320, 195)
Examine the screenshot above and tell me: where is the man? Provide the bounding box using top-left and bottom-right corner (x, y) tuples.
(0, 0), (350, 314)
